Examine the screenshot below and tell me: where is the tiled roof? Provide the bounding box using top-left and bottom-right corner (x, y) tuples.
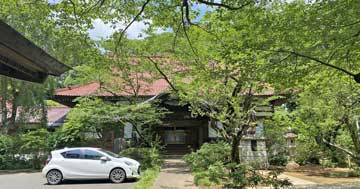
(56, 82), (106, 96)
(0, 105), (70, 124)
(55, 79), (169, 97)
(55, 56), (188, 97)
(47, 106), (71, 123)
(54, 56), (279, 97)
(54, 81), (279, 98)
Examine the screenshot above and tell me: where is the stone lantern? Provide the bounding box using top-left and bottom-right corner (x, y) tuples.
(284, 127), (300, 170)
(284, 127), (297, 158)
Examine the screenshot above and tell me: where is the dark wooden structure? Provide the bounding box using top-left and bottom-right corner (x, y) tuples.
(156, 98), (209, 154)
(0, 21), (70, 83)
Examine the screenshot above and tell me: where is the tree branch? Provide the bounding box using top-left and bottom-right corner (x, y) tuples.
(181, 5), (199, 64)
(197, 0), (252, 10)
(172, 21), (182, 52)
(337, 20), (360, 28)
(147, 57), (178, 92)
(183, 1), (224, 45)
(267, 49), (360, 83)
(68, 0), (92, 47)
(287, 50), (355, 76)
(80, 0), (105, 15)
(320, 136), (358, 160)
(115, 0), (151, 52)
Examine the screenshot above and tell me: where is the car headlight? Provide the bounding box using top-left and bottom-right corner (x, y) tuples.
(124, 161), (134, 166)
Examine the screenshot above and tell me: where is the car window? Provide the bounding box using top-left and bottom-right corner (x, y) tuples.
(84, 149), (103, 160)
(98, 149), (120, 158)
(61, 149), (81, 159)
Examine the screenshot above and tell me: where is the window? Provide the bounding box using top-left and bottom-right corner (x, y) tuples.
(83, 150), (103, 160)
(61, 149), (81, 159)
(99, 149), (120, 158)
(164, 130), (186, 144)
(251, 140), (257, 151)
(124, 123), (133, 139)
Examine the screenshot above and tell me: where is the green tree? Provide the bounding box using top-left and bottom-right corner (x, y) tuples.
(59, 97), (168, 148)
(0, 0), (108, 133)
(296, 74), (360, 164)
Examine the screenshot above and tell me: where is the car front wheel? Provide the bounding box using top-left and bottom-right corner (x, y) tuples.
(46, 169), (63, 185)
(110, 168), (126, 183)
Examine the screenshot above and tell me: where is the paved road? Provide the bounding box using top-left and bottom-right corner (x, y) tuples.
(153, 159), (197, 189)
(0, 172), (135, 189)
(279, 173), (316, 185)
(293, 183), (360, 189)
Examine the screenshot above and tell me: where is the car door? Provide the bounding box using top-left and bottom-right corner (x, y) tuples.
(76, 149), (113, 179)
(60, 149), (85, 179)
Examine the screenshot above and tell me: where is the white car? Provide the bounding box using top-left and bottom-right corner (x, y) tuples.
(42, 147), (140, 185)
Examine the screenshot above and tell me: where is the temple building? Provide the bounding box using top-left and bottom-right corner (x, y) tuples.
(51, 80), (285, 166)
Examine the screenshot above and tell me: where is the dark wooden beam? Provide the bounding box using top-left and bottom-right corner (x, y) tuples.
(0, 53), (39, 77)
(0, 63), (47, 83)
(0, 21), (71, 76)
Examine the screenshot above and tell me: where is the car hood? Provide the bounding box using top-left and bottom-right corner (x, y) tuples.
(113, 157), (140, 166)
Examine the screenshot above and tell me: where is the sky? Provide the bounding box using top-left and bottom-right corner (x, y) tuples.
(87, 3), (211, 40)
(48, 0), (212, 40)
(87, 19), (152, 40)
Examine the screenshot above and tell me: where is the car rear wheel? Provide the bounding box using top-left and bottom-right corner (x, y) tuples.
(110, 168), (126, 183)
(46, 169), (62, 185)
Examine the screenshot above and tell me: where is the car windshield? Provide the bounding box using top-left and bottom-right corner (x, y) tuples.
(99, 149), (121, 158)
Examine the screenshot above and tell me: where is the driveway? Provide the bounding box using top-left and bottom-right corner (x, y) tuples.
(0, 172), (135, 189)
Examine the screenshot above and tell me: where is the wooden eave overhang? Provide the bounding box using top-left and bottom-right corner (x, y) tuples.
(0, 20), (71, 83)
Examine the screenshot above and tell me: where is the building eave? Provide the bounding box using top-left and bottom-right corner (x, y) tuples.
(0, 20), (71, 83)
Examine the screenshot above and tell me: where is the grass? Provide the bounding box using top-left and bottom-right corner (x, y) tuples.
(133, 167), (160, 189)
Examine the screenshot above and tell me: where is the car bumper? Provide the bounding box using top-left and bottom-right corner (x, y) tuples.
(126, 165), (141, 178)
(42, 167), (49, 178)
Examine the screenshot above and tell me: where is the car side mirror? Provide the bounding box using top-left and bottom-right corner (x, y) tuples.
(100, 156), (109, 161)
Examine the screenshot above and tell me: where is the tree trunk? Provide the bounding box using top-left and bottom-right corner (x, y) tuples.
(41, 99), (48, 128)
(320, 137), (360, 162)
(1, 77), (8, 132)
(230, 126), (248, 164)
(344, 115), (360, 160)
(8, 83), (19, 133)
(231, 135), (241, 163)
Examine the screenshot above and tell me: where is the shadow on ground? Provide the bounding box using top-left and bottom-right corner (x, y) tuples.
(43, 179), (137, 185)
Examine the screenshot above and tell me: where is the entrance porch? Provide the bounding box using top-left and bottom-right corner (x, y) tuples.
(155, 106), (209, 155)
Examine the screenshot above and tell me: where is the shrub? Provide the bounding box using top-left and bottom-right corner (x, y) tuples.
(194, 171), (212, 186)
(1, 130), (54, 170)
(261, 170), (292, 189)
(0, 134), (33, 170)
(20, 129), (49, 153)
(0, 134), (14, 170)
(19, 129), (50, 169)
(183, 142), (230, 187)
(193, 161), (226, 187)
(196, 177), (213, 187)
(183, 141), (231, 172)
(120, 147), (163, 169)
(223, 163), (248, 188)
(184, 141), (291, 188)
(268, 151), (288, 166)
(295, 142), (321, 165)
(0, 134), (13, 155)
